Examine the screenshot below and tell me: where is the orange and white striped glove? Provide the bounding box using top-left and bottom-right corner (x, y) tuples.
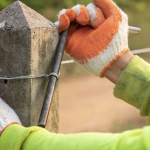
(55, 0), (129, 77)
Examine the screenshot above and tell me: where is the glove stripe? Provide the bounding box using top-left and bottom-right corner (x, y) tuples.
(72, 4), (80, 16)
(0, 122), (20, 137)
(100, 48), (130, 77)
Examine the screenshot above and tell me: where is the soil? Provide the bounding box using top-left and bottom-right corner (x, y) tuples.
(59, 75), (147, 134)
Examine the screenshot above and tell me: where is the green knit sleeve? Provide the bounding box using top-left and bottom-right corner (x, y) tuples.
(114, 55), (150, 124)
(0, 124), (150, 150)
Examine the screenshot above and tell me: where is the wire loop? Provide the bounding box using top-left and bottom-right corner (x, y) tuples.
(49, 72), (60, 80)
(0, 72), (60, 80)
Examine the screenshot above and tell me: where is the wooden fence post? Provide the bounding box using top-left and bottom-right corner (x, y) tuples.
(0, 1), (59, 132)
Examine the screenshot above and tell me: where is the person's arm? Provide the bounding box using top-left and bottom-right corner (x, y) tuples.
(113, 54), (150, 124)
(104, 50), (150, 124)
(104, 51), (134, 84)
(0, 123), (150, 150)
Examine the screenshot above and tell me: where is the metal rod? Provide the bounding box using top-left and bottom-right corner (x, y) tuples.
(129, 26), (141, 35)
(131, 48), (150, 54)
(61, 48), (150, 65)
(62, 60), (74, 65)
(72, 21), (141, 35)
(38, 28), (69, 128)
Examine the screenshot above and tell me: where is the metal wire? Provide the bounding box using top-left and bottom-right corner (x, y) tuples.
(0, 74), (49, 80)
(129, 26), (141, 35)
(61, 48), (150, 65)
(0, 72), (60, 80)
(131, 48), (150, 55)
(0, 48), (149, 80)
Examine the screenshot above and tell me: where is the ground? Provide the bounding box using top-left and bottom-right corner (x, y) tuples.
(59, 75), (147, 134)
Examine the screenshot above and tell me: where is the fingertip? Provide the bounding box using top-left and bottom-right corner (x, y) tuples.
(73, 5), (90, 25)
(87, 3), (105, 29)
(65, 8), (76, 22)
(58, 8), (76, 22)
(58, 14), (70, 33)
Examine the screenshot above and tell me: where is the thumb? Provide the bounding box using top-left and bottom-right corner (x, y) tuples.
(92, 0), (121, 18)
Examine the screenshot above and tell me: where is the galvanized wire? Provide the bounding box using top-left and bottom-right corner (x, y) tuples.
(0, 72), (60, 80)
(0, 74), (49, 80)
(131, 48), (150, 55)
(0, 48), (149, 80)
(61, 48), (150, 65)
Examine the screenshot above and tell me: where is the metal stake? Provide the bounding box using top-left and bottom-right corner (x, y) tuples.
(38, 28), (69, 128)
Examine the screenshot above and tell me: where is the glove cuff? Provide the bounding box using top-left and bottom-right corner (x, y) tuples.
(0, 122), (20, 137)
(100, 48), (130, 77)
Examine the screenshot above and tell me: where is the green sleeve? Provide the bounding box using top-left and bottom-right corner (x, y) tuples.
(114, 55), (150, 124)
(0, 124), (150, 150)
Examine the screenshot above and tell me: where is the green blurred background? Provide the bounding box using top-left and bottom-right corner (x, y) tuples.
(0, 0), (150, 49)
(0, 0), (150, 133)
(0, 0), (150, 76)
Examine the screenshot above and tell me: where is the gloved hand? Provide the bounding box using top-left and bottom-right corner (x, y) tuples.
(0, 98), (21, 133)
(55, 0), (129, 77)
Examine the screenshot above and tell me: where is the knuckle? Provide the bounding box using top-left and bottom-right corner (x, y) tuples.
(58, 9), (66, 19)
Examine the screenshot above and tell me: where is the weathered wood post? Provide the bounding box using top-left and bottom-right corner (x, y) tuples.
(0, 1), (59, 132)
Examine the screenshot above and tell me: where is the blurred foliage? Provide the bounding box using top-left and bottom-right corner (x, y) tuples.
(0, 0), (10, 10)
(111, 121), (136, 133)
(0, 0), (150, 76)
